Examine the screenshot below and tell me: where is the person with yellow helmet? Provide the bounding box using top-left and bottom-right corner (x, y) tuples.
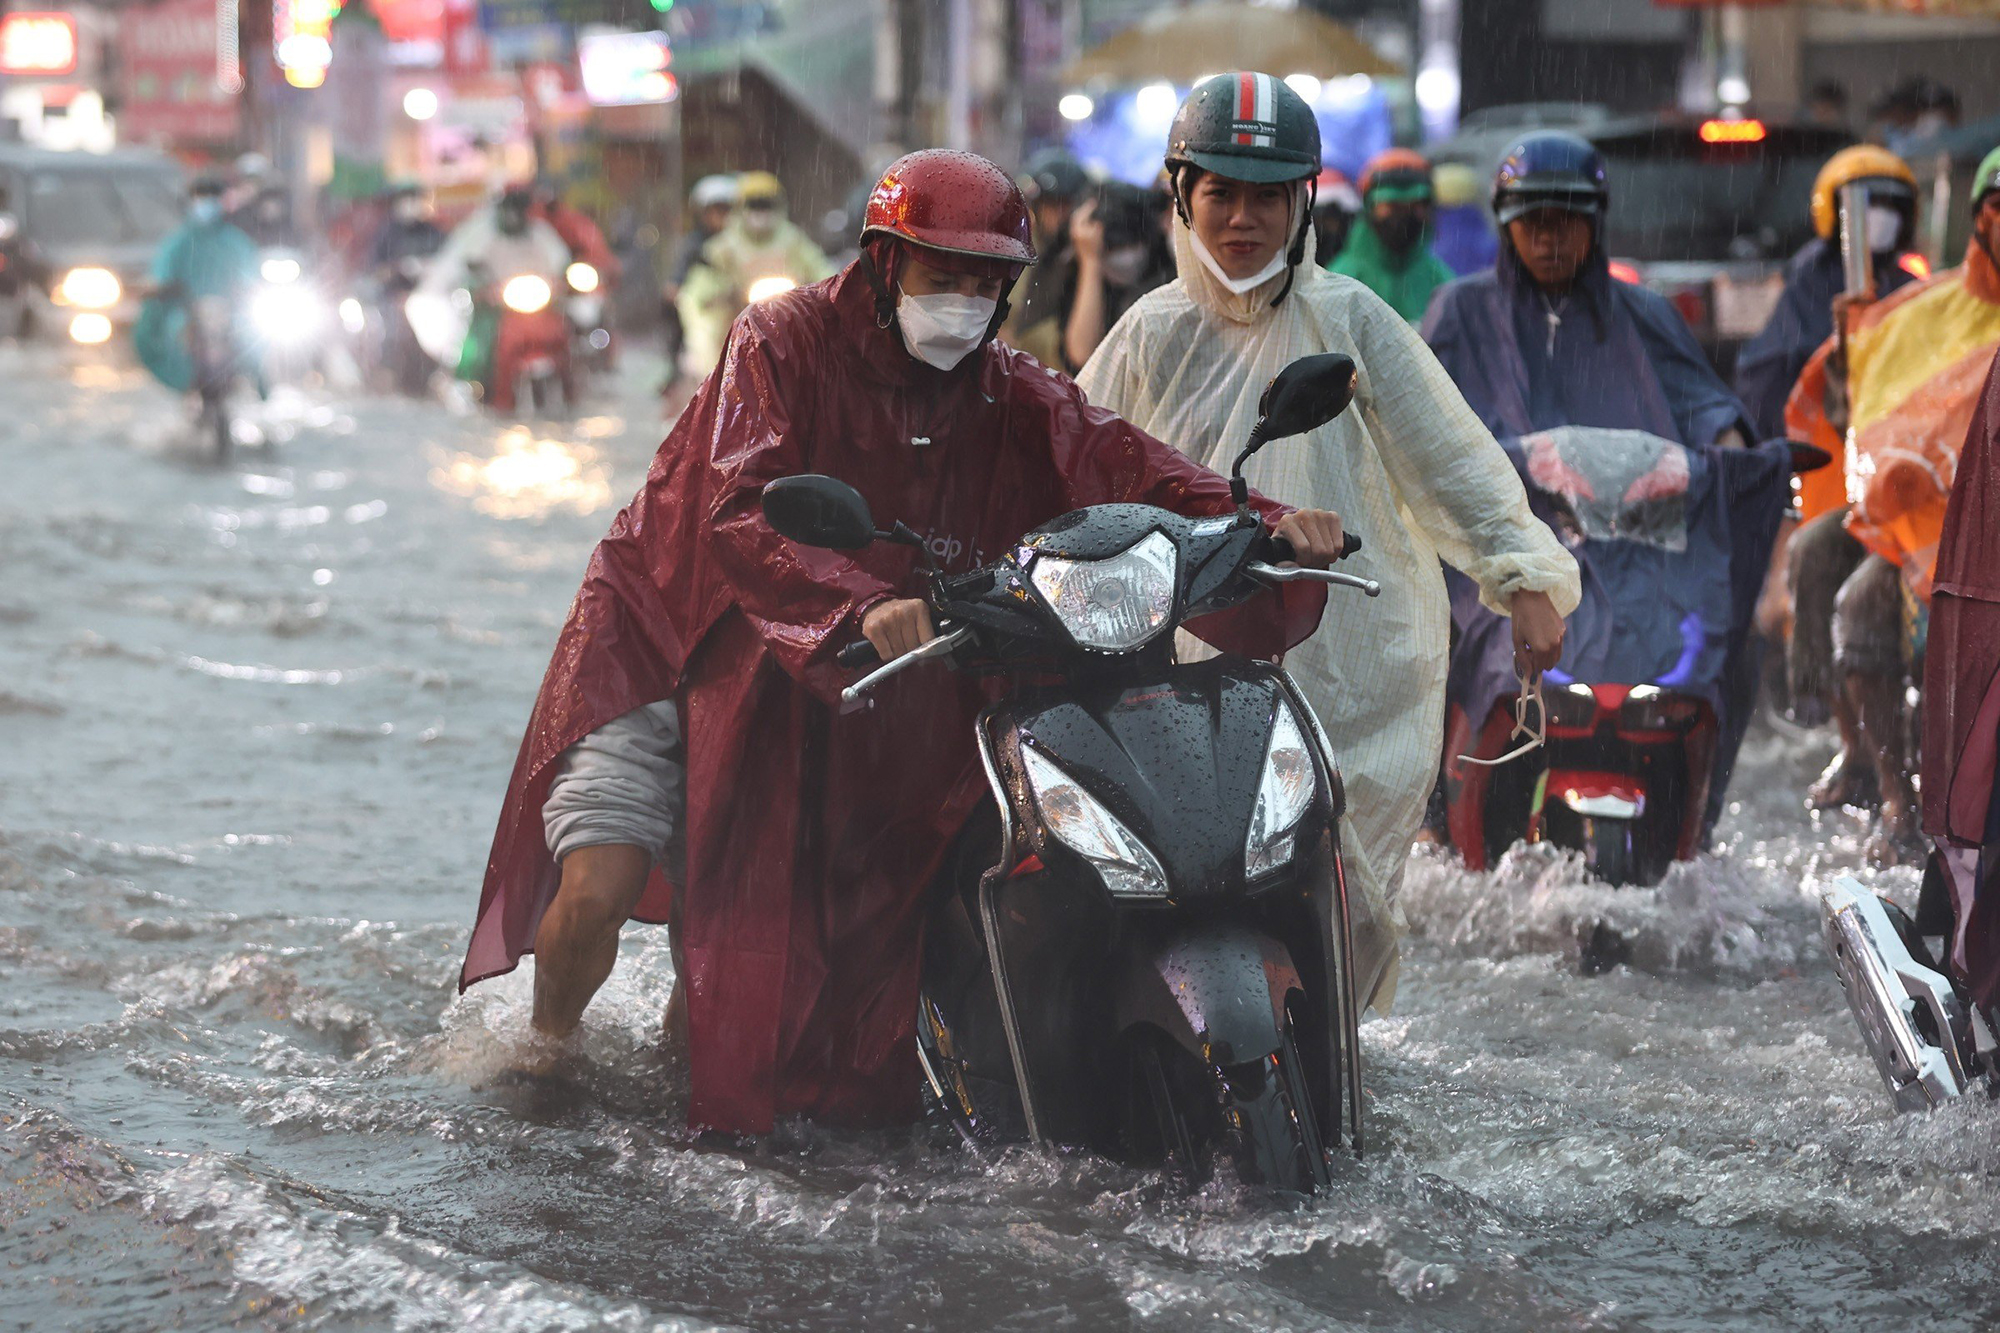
(1780, 144), (2000, 860)
(1734, 145), (1921, 451)
(676, 170), (834, 375)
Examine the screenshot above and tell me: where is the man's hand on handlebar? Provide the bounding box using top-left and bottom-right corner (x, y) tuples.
(1272, 509), (1347, 568)
(861, 598), (935, 661)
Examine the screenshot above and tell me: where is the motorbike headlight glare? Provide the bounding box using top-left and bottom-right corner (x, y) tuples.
(1018, 743), (1168, 899)
(260, 256), (302, 284)
(250, 283), (325, 343)
(502, 274), (553, 314)
(746, 275), (797, 302)
(565, 261), (600, 293)
(1544, 681), (1602, 732)
(1619, 684), (1704, 733)
(1029, 530), (1177, 652)
(57, 267), (122, 310)
(1245, 702), (1316, 878)
(338, 297), (366, 335)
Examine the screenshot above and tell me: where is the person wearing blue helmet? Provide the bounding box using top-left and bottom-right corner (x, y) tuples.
(1423, 131), (1786, 844)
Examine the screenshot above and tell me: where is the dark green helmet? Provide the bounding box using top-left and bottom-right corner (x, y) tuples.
(1165, 73), (1321, 185)
(1974, 145), (2000, 214)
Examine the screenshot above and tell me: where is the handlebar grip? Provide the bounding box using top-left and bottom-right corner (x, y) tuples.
(1266, 531), (1364, 562)
(837, 639), (882, 669)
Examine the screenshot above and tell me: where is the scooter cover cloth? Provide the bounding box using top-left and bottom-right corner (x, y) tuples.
(1425, 242), (1781, 829)
(1926, 350), (2000, 1003)
(1078, 220), (1580, 1014)
(460, 248), (1325, 1134)
(1786, 238), (2000, 589)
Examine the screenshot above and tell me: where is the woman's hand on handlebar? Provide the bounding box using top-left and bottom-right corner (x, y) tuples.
(860, 598), (935, 661)
(1271, 509), (1347, 568)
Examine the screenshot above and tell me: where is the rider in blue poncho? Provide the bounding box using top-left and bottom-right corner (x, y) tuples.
(1423, 132), (1789, 838)
(134, 178), (260, 393)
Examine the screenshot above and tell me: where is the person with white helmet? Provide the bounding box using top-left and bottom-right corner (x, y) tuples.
(676, 171), (834, 375)
(1078, 73), (1579, 1010)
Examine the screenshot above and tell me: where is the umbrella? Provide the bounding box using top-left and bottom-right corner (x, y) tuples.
(1060, 2), (1401, 87)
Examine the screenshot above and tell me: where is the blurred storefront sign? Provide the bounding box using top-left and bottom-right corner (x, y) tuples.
(577, 28), (674, 105)
(0, 12), (79, 76)
(119, 0), (240, 142)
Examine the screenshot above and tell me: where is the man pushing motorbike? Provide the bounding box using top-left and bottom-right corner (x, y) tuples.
(458, 150), (1348, 1135)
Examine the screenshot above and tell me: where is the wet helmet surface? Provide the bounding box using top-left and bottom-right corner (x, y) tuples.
(1810, 145), (1916, 239)
(1165, 72), (1321, 185)
(862, 149), (1037, 267)
(1492, 131), (1609, 224)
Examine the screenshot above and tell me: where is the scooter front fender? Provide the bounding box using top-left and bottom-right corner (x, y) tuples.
(1112, 923), (1301, 1068)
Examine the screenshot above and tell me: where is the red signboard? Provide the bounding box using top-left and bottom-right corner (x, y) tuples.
(119, 0), (240, 143)
(0, 12), (78, 75)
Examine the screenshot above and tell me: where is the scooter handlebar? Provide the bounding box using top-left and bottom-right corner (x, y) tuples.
(837, 639), (881, 669)
(1266, 531), (1363, 564)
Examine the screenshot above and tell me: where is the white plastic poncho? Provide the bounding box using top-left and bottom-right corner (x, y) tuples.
(1077, 218), (1580, 1011)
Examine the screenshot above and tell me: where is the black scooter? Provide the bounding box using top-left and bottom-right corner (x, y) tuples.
(761, 354), (1379, 1195)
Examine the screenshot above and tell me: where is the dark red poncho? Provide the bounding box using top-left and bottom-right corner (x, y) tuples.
(1925, 349), (2000, 1004)
(459, 260), (1324, 1133)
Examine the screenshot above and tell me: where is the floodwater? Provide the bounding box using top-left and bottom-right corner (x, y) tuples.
(3, 340), (1996, 1332)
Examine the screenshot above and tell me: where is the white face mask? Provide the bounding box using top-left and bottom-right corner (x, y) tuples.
(1188, 229), (1289, 294)
(896, 290), (996, 371)
(1865, 204), (1902, 254)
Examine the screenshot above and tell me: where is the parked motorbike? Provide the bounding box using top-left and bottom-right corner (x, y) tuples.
(760, 353), (1375, 1196)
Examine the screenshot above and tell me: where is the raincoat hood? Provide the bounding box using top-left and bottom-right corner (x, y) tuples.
(462, 256), (1323, 1135)
(1327, 211), (1457, 325)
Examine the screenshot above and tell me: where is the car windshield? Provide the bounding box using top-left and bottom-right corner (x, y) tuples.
(1597, 127), (1851, 264)
(26, 168), (183, 247)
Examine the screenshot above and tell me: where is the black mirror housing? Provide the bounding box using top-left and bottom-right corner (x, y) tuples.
(1254, 353), (1359, 444)
(761, 475), (877, 550)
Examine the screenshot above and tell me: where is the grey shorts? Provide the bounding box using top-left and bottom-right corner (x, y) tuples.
(541, 699), (687, 873)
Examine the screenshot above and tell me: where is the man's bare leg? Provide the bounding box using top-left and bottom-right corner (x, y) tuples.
(532, 843), (652, 1038)
(1850, 668), (1918, 864)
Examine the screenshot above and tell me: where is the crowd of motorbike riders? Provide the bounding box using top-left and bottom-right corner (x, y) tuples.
(121, 78), (2000, 1139)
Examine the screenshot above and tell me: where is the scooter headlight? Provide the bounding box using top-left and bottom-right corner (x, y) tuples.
(502, 274), (553, 314)
(1028, 530), (1177, 652)
(1245, 702), (1316, 878)
(56, 266), (122, 310)
(1018, 743), (1168, 899)
(565, 261), (600, 294)
(260, 256), (303, 284)
(250, 282), (326, 345)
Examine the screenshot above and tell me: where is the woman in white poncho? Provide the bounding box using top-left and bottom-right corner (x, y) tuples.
(1077, 74), (1581, 1008)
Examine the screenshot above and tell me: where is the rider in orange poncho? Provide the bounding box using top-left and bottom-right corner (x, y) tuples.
(1784, 146), (2000, 854)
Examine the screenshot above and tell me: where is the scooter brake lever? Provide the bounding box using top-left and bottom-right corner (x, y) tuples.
(1245, 562), (1382, 597)
(840, 626), (972, 708)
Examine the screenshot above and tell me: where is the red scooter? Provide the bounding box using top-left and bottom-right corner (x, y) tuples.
(1444, 673), (1718, 889)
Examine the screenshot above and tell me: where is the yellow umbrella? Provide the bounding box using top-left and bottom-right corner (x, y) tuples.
(1060, 2), (1402, 87)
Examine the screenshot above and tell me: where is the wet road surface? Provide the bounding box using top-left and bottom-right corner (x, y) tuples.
(2, 340), (1995, 1331)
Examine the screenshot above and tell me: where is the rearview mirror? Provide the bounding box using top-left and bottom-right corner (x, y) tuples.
(761, 475), (877, 550)
(1255, 353), (1358, 443)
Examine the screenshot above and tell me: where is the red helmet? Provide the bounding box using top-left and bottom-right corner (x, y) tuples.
(861, 150), (1036, 274)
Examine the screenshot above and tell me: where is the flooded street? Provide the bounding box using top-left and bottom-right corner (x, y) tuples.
(5, 341), (1998, 1333)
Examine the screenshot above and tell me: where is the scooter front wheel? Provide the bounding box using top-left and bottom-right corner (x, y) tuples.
(1217, 1023), (1332, 1197)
